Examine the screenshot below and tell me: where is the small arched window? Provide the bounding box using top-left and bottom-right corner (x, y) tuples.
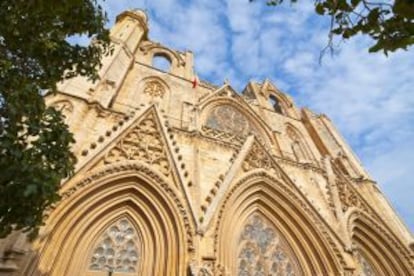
(152, 54), (171, 72)
(268, 95), (283, 114)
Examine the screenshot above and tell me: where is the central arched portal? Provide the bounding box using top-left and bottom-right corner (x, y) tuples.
(31, 166), (190, 276)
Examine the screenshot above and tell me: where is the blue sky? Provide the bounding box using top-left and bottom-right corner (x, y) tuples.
(97, 0), (414, 232)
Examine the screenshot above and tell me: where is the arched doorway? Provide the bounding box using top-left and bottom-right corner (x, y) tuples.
(28, 165), (192, 276)
(214, 173), (343, 275)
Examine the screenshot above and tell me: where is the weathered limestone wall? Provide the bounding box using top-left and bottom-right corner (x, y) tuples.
(1, 9), (413, 276)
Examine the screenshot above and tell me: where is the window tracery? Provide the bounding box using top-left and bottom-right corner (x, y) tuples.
(89, 218), (139, 273)
(204, 105), (259, 138)
(237, 214), (299, 276)
(143, 80), (165, 98)
(286, 126), (309, 163)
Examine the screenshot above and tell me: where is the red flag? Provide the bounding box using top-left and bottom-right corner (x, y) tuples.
(192, 75), (199, 88)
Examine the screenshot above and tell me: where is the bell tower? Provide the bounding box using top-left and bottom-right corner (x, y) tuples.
(57, 9), (149, 107)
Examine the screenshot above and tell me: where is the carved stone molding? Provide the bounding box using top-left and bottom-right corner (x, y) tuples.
(347, 210), (414, 272)
(201, 126), (245, 146)
(213, 171), (347, 269)
(242, 141), (280, 177)
(143, 80), (165, 98)
(103, 111), (171, 177)
(57, 162), (194, 252)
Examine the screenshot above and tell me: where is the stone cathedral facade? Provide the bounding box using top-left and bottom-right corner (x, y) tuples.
(1, 9), (413, 276)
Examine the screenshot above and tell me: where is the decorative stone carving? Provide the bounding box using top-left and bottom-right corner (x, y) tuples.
(89, 218), (139, 273)
(237, 214), (299, 276)
(242, 141), (280, 177)
(213, 171), (348, 268)
(143, 80), (165, 98)
(336, 179), (369, 213)
(201, 126), (245, 146)
(104, 111), (171, 176)
(204, 105), (259, 138)
(199, 257), (215, 276)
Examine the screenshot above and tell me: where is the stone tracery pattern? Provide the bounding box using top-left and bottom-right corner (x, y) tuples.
(143, 80), (165, 98)
(201, 126), (246, 146)
(335, 177), (370, 214)
(204, 105), (260, 138)
(237, 214), (299, 276)
(104, 112), (171, 176)
(242, 142), (279, 177)
(89, 218), (139, 273)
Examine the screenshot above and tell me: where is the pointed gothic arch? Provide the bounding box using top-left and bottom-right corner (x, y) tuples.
(199, 98), (276, 147)
(261, 80), (300, 119)
(346, 211), (413, 275)
(285, 124), (315, 163)
(213, 172), (344, 275)
(27, 164), (193, 276)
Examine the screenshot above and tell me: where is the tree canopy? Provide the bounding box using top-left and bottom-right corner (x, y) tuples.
(0, 0), (110, 238)
(255, 0), (414, 54)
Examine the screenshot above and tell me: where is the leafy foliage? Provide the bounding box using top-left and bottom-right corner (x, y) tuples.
(0, 0), (110, 238)
(254, 0), (414, 54)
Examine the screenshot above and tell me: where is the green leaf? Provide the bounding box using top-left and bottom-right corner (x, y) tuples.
(315, 3), (325, 15)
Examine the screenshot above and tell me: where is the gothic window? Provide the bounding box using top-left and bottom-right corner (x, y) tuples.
(88, 218), (139, 273)
(268, 94), (283, 114)
(291, 141), (307, 162)
(152, 54), (171, 72)
(204, 105), (259, 138)
(237, 214), (299, 276)
(286, 126), (309, 163)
